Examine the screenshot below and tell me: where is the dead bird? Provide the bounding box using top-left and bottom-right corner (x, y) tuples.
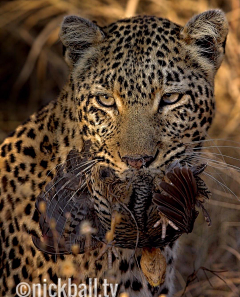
(33, 148), (211, 256)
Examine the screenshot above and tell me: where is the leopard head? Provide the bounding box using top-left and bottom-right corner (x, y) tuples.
(60, 10), (228, 180)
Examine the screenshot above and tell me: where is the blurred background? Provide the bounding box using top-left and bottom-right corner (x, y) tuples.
(0, 0), (239, 296)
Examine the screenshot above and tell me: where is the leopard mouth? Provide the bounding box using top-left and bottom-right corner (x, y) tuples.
(117, 147), (159, 170)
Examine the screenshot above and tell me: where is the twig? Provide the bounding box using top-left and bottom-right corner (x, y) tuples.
(181, 267), (227, 297)
(125, 0), (140, 17)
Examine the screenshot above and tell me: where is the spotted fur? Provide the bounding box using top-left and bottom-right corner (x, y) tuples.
(0, 9), (228, 296)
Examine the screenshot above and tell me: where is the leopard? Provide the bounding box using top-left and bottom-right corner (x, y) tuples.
(0, 9), (228, 297)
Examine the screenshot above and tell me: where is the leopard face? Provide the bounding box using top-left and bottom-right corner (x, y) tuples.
(60, 12), (228, 188)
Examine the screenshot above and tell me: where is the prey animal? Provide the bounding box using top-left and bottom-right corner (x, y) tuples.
(34, 148), (211, 290)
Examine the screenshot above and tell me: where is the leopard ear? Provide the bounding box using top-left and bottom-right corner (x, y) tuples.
(59, 16), (105, 67)
(181, 9), (228, 77)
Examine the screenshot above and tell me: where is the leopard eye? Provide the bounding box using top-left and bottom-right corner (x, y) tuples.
(161, 93), (183, 105)
(96, 94), (115, 107)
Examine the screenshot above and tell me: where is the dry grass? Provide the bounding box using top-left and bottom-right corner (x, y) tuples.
(0, 0), (239, 296)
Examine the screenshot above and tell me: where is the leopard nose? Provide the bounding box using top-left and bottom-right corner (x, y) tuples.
(122, 155), (154, 169)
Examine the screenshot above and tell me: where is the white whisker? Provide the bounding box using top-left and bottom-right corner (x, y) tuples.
(186, 160), (229, 197)
(202, 171), (240, 201)
(184, 138), (240, 146)
(191, 145), (240, 151)
(45, 155), (89, 180)
(205, 133), (226, 165)
(184, 153), (240, 172)
(43, 159), (98, 199)
(190, 151), (240, 162)
(48, 162), (97, 220)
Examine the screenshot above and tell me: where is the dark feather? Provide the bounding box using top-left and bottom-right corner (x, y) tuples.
(32, 149), (104, 255)
(153, 163), (210, 234)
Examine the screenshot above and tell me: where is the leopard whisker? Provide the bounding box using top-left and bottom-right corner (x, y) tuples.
(56, 180), (88, 217)
(202, 171), (240, 201)
(45, 150), (93, 172)
(48, 165), (93, 210)
(189, 145), (240, 150)
(185, 154), (240, 201)
(48, 164), (93, 205)
(186, 160), (230, 198)
(189, 151), (240, 162)
(44, 159), (98, 199)
(50, 179), (88, 222)
(184, 153), (240, 172)
(45, 155), (91, 180)
(184, 139), (240, 162)
(205, 133), (227, 164)
(184, 138), (240, 146)
(186, 154), (240, 187)
(48, 162), (97, 220)
(55, 173), (90, 206)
